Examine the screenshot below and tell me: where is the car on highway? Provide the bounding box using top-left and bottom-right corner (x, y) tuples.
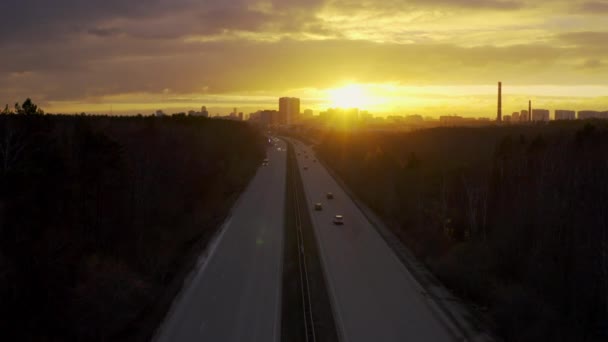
(326, 192), (334, 199)
(314, 203), (323, 211)
(333, 215), (344, 225)
(262, 158), (269, 166)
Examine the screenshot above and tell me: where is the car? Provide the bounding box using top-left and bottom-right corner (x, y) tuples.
(314, 203), (323, 211)
(303, 166), (308, 170)
(326, 192), (334, 199)
(333, 215), (344, 225)
(262, 158), (269, 166)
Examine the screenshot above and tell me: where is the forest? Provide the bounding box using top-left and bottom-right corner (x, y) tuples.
(313, 121), (608, 341)
(0, 101), (266, 340)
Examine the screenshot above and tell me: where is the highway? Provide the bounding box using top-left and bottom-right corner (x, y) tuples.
(292, 140), (459, 342)
(154, 138), (287, 342)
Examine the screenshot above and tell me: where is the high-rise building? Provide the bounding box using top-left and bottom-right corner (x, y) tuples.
(279, 97), (300, 125)
(520, 110), (529, 122)
(512, 112), (520, 122)
(555, 110), (575, 120)
(201, 106), (209, 117)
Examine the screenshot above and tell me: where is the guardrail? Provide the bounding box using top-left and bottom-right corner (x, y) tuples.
(290, 149), (317, 342)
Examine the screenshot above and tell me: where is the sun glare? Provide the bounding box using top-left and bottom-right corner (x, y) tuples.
(325, 83), (394, 111)
(328, 84), (369, 109)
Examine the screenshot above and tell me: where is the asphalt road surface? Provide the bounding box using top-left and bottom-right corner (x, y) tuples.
(292, 140), (459, 342)
(154, 138), (287, 342)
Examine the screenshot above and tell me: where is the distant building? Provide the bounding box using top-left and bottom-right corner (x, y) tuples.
(555, 110), (576, 121)
(503, 115), (512, 123)
(520, 110), (529, 122)
(439, 115), (464, 126)
(387, 115), (404, 123)
(229, 108), (238, 118)
(250, 110), (278, 126)
(155, 110), (166, 117)
(279, 97), (300, 125)
(318, 108), (359, 127)
(303, 109), (314, 118)
(578, 110), (602, 120)
(405, 115), (424, 123)
(188, 106), (209, 117)
(239, 112), (244, 121)
(360, 111), (373, 122)
(512, 112), (520, 122)
(532, 109), (550, 122)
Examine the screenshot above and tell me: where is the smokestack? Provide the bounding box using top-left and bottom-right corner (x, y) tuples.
(497, 82), (502, 123)
(528, 100), (532, 122)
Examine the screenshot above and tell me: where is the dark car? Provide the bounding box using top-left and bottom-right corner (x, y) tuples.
(314, 203), (323, 211)
(326, 192), (334, 199)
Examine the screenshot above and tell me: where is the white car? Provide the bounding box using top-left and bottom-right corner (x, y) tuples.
(333, 215), (344, 225)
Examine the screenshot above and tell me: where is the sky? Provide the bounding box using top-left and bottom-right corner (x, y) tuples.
(1, 0), (607, 117)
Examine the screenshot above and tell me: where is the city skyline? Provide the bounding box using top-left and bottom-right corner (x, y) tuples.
(1, 0), (608, 116)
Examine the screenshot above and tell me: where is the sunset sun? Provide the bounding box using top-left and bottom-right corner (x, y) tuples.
(328, 84), (369, 109)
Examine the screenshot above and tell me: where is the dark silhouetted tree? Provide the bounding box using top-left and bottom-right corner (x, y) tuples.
(18, 98), (43, 115)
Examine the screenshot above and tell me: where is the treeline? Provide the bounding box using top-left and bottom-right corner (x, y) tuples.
(0, 103), (266, 340)
(314, 122), (608, 341)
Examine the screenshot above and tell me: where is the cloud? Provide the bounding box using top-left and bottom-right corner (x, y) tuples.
(412, 0), (523, 9)
(557, 31), (608, 46)
(579, 1), (608, 13)
(0, 0), (606, 111)
(0, 37), (601, 104)
(87, 27), (123, 37)
(581, 59), (604, 69)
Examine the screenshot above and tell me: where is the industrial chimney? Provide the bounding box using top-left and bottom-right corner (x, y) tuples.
(528, 100), (532, 122)
(497, 82), (502, 123)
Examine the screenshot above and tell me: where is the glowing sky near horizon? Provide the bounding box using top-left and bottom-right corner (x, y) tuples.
(1, 0), (607, 116)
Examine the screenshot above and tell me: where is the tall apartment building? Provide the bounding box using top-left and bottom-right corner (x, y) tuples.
(279, 97), (301, 125)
